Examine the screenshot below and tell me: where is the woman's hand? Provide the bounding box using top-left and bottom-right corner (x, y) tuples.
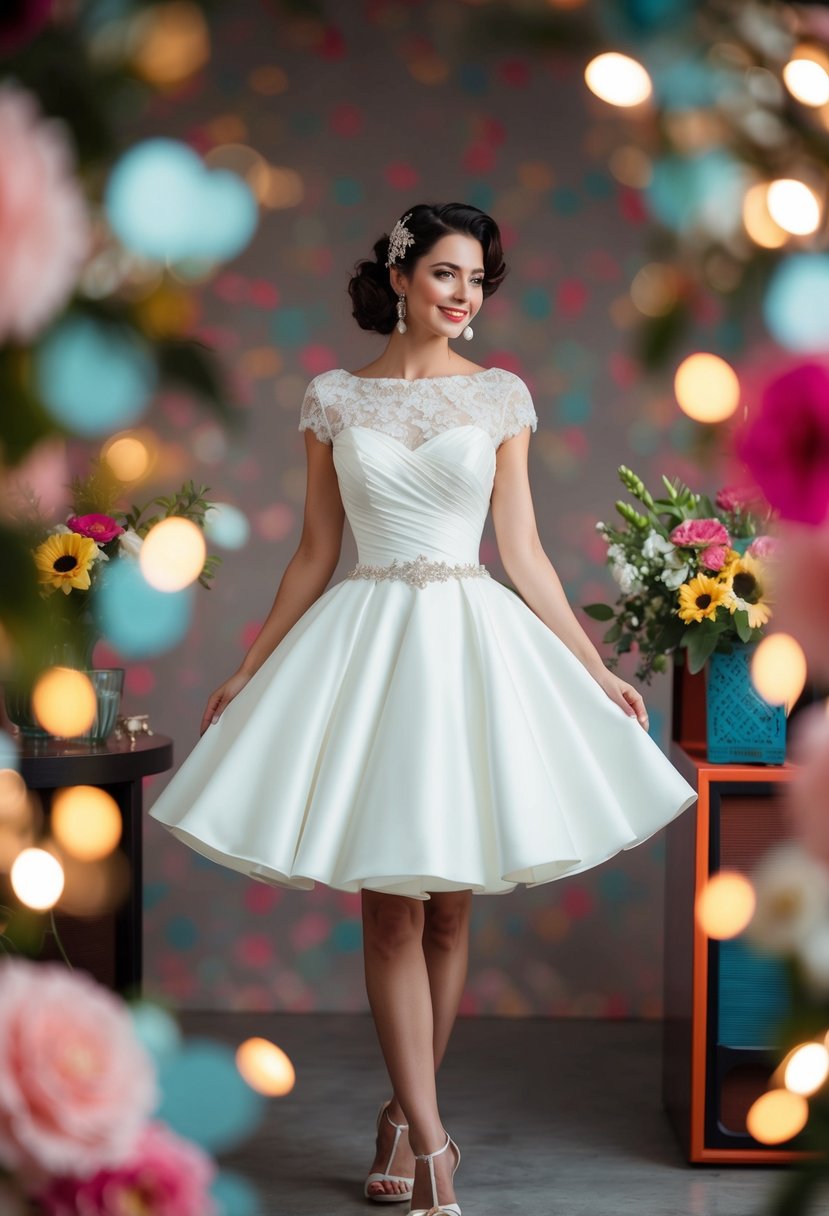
(593, 669), (650, 731)
(200, 670), (253, 736)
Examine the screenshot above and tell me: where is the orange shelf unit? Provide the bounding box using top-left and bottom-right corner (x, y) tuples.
(661, 741), (819, 1164)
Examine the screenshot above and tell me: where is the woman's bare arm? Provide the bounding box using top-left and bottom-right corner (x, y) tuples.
(236, 430), (346, 679)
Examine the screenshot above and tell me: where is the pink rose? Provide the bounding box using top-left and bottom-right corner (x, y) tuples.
(700, 544), (728, 571)
(670, 518), (731, 549)
(715, 485), (757, 513)
(0, 84), (90, 342)
(38, 1121), (217, 1216)
(747, 535), (778, 559)
(66, 513), (124, 543)
(0, 959), (158, 1192)
(734, 362), (829, 526)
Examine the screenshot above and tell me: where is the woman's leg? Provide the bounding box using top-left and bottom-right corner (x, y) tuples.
(361, 890), (458, 1207)
(422, 890), (473, 1071)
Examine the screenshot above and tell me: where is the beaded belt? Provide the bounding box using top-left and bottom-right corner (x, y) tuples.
(345, 552), (490, 589)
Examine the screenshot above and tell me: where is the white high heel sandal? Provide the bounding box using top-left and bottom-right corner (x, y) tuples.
(364, 1099), (415, 1204)
(408, 1131), (461, 1216)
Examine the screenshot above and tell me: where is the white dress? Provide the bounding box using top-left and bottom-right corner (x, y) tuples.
(149, 367), (698, 900)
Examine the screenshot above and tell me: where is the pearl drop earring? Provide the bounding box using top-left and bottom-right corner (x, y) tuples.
(396, 294), (407, 334)
(462, 321), (473, 341)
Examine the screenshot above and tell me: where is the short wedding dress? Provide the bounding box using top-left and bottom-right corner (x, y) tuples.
(149, 367), (698, 899)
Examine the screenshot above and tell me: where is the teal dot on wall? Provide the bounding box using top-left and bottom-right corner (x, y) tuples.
(506, 915), (524, 937)
(556, 389), (592, 424)
(198, 957), (226, 983)
(521, 287), (551, 319)
(552, 338), (590, 375)
(272, 308), (310, 345)
(714, 316), (744, 353)
(627, 418), (660, 455)
(597, 870), (632, 904)
(459, 63), (488, 94)
(550, 186), (581, 216)
(332, 177), (364, 206)
(670, 414), (697, 452)
(166, 915), (199, 951)
(296, 945), (331, 980)
(582, 169), (613, 200)
(332, 920), (363, 952)
(290, 112), (323, 136)
(143, 881), (169, 911)
(468, 182), (495, 211)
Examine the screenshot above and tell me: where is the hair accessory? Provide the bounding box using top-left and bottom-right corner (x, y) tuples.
(396, 294), (407, 334)
(385, 212), (416, 268)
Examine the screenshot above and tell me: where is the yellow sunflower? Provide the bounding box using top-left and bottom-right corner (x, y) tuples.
(677, 573), (730, 623)
(722, 551), (773, 628)
(34, 532), (99, 595)
(715, 547), (741, 580)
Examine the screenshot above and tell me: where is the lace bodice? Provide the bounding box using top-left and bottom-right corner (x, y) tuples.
(298, 367), (537, 451)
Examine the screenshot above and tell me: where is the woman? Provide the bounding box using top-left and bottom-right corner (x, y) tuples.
(149, 202), (698, 1216)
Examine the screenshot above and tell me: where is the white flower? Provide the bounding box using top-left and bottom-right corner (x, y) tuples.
(118, 528), (144, 558)
(744, 842), (829, 956)
(615, 563), (645, 594)
(607, 543), (626, 566)
(797, 920), (829, 998)
(643, 530), (675, 560)
(629, 615), (639, 627)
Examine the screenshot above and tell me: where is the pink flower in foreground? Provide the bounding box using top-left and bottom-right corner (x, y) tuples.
(786, 701), (829, 869)
(67, 513), (124, 543)
(734, 362), (829, 526)
(766, 521), (829, 680)
(747, 535), (779, 559)
(0, 84), (90, 343)
(715, 485), (757, 513)
(0, 959), (158, 1192)
(670, 518), (730, 549)
(39, 1121), (217, 1216)
(700, 544), (728, 571)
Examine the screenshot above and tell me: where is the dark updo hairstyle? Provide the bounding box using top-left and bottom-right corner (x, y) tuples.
(347, 202), (507, 334)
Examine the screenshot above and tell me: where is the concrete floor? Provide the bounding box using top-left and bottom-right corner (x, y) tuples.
(180, 1012), (796, 1216)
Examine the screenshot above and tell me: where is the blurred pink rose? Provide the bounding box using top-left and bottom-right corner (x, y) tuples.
(715, 485), (757, 513)
(734, 362), (829, 526)
(670, 518), (730, 549)
(700, 544), (728, 571)
(786, 701), (829, 868)
(0, 959), (158, 1192)
(747, 535), (779, 559)
(0, 84), (90, 342)
(767, 521), (829, 680)
(38, 1121), (217, 1216)
(67, 513), (124, 543)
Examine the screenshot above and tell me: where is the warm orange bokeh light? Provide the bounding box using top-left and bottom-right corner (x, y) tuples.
(746, 1089), (809, 1144)
(585, 53), (652, 107)
(783, 1043), (829, 1096)
(696, 871), (756, 939)
(139, 517), (206, 591)
(236, 1037), (296, 1096)
(751, 633), (807, 709)
(674, 353), (740, 422)
(31, 667), (97, 737)
(51, 786), (123, 861)
(10, 847), (65, 910)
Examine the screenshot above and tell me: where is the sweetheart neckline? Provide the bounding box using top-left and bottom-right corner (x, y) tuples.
(333, 424), (496, 454)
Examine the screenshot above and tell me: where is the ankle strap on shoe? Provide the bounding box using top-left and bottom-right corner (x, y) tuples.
(384, 1106), (408, 1131)
(414, 1131), (450, 1162)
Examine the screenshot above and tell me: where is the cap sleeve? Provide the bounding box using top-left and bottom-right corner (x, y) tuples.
(298, 377), (332, 445)
(498, 374), (538, 446)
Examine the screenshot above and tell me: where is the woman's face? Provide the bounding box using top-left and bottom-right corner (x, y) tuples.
(392, 232), (485, 338)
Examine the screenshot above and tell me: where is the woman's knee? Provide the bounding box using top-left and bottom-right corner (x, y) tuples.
(362, 891), (424, 958)
(422, 891), (472, 951)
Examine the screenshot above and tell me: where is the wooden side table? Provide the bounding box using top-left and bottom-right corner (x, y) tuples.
(14, 733), (173, 997)
(661, 740), (817, 1163)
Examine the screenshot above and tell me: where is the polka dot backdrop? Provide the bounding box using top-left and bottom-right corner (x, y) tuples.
(137, 0), (722, 1017)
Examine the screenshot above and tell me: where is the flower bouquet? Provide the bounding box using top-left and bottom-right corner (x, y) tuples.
(583, 466), (778, 684)
(10, 457), (222, 674)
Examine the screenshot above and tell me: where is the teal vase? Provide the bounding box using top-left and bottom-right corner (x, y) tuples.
(705, 641), (786, 764)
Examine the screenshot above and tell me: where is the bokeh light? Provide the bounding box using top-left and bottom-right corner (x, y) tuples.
(630, 263), (682, 317)
(106, 138), (258, 263)
(751, 633), (807, 709)
(129, 1000), (183, 1065)
(674, 352), (740, 422)
(204, 502), (250, 550)
(56, 849), (131, 917)
(743, 182), (789, 249)
(236, 1037), (296, 1096)
(783, 51), (829, 107)
(35, 315), (157, 438)
(96, 559), (193, 657)
(767, 179), (822, 236)
(139, 517), (207, 591)
(131, 1), (210, 87)
(783, 1043), (829, 1096)
(102, 430), (155, 481)
(10, 847), (65, 910)
(764, 253), (829, 350)
(695, 870), (756, 939)
(31, 667), (97, 737)
(584, 53), (652, 107)
(746, 1088), (809, 1144)
(51, 786), (122, 861)
(156, 1038), (267, 1152)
